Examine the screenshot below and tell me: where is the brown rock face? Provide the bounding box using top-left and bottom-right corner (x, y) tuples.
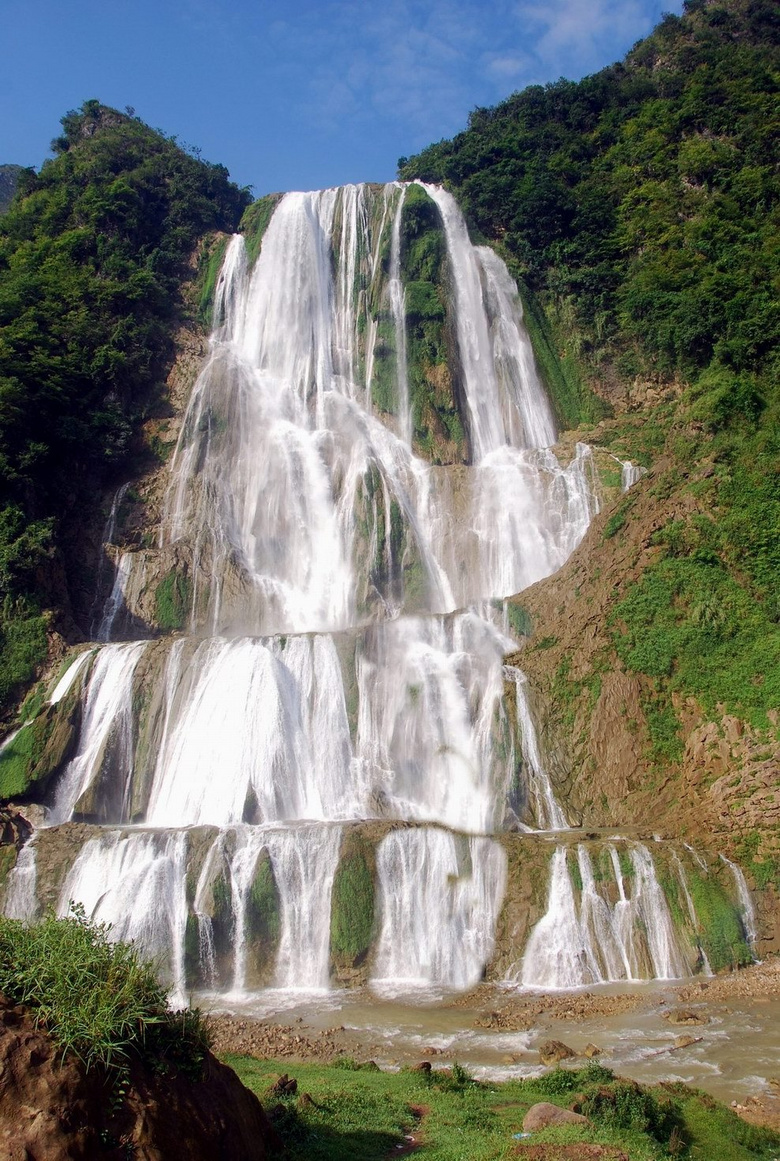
(0, 996), (280, 1160)
(522, 1102), (589, 1131)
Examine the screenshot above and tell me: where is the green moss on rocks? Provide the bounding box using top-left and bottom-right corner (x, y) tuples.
(0, 845), (17, 897)
(400, 185), (467, 464)
(0, 676), (83, 802)
(330, 832), (376, 972)
(197, 233), (230, 326)
(685, 866), (752, 972)
(244, 850), (282, 984)
(154, 571), (192, 632)
(240, 193), (284, 266)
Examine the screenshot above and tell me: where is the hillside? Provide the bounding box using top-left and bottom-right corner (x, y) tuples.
(0, 102), (250, 717)
(401, 0), (780, 890)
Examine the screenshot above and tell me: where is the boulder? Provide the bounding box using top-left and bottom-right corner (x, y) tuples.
(664, 1008), (709, 1026)
(538, 1039), (576, 1065)
(522, 1102), (590, 1131)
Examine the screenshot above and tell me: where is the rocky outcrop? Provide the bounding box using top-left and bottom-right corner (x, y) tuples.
(0, 995), (280, 1160)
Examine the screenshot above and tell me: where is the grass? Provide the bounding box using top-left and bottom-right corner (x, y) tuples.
(0, 908), (210, 1082)
(224, 1057), (780, 1160)
(154, 570), (192, 632)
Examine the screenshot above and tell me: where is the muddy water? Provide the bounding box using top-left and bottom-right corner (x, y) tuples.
(200, 966), (780, 1106)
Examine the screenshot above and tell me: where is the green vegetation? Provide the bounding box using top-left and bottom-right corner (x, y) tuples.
(330, 833), (376, 966)
(240, 192), (284, 265)
(197, 232), (230, 325)
(683, 866), (753, 971)
(604, 495), (635, 540)
(503, 599), (532, 639)
(400, 1), (780, 405)
(154, 570), (193, 632)
(0, 908), (210, 1080)
(399, 184), (467, 463)
(0, 684), (80, 800)
(246, 850), (281, 959)
(0, 100), (249, 713)
(226, 1056), (780, 1160)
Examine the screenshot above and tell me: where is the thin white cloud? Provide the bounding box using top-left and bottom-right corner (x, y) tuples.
(512, 0), (659, 74)
(486, 54), (530, 79)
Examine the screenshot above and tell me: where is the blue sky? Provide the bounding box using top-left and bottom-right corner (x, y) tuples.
(3, 0), (683, 196)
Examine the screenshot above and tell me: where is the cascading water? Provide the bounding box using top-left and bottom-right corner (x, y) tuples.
(372, 827), (507, 991)
(4, 181), (752, 1001)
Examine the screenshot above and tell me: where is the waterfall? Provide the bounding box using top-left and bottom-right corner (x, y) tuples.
(47, 642), (147, 825)
(673, 851), (713, 975)
(720, 853), (759, 948)
(89, 482), (130, 639)
(266, 824), (343, 990)
(48, 650), (93, 705)
(3, 838), (39, 922)
(58, 830), (189, 998)
(10, 180), (728, 1000)
(517, 842), (691, 987)
(505, 666), (567, 830)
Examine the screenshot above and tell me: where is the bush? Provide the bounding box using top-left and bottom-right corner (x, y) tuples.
(0, 907), (210, 1079)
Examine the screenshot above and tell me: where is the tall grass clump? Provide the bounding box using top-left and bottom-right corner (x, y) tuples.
(0, 907), (210, 1079)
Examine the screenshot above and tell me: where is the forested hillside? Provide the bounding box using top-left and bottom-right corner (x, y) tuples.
(0, 102), (250, 714)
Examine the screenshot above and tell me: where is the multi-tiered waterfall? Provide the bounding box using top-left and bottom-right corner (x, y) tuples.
(2, 183), (754, 1000)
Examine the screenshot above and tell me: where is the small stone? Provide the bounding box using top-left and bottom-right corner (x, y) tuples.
(673, 1035), (700, 1050)
(523, 1102), (589, 1132)
(583, 1043), (601, 1058)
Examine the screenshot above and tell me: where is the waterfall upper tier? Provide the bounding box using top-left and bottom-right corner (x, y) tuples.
(104, 182), (598, 640)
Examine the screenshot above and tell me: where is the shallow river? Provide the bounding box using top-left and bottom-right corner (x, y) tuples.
(200, 974), (780, 1106)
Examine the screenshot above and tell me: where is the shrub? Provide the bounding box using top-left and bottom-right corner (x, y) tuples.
(0, 907), (210, 1080)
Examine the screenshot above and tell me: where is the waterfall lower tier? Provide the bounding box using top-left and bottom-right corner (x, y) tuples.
(50, 611), (550, 835)
(4, 826), (755, 998)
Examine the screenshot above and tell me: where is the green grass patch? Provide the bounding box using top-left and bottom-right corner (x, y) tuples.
(613, 550), (780, 727)
(224, 1057), (780, 1160)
